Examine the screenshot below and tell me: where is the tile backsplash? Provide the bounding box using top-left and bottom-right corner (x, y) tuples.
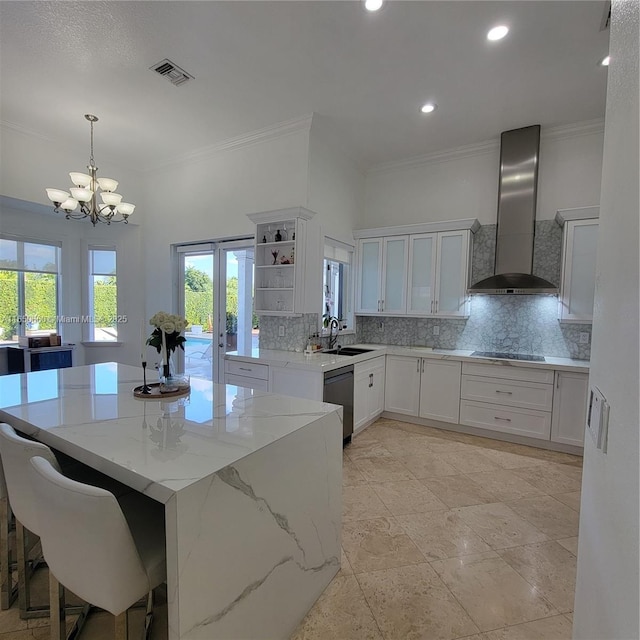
(357, 295), (591, 360)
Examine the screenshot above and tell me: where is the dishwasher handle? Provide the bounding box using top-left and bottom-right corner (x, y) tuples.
(324, 372), (353, 385)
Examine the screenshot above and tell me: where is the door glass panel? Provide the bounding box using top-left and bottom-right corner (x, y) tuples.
(360, 241), (380, 310)
(410, 236), (434, 312)
(438, 234), (463, 314)
(569, 224), (598, 317)
(223, 247), (256, 358)
(183, 252), (214, 381)
(384, 239), (406, 311)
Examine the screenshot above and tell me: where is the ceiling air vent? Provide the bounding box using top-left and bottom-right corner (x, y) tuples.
(150, 59), (194, 87)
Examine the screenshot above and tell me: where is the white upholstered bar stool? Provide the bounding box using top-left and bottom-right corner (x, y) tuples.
(0, 423), (62, 619)
(29, 456), (167, 640)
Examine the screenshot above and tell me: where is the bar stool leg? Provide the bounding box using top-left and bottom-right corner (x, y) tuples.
(0, 496), (15, 610)
(49, 571), (65, 640)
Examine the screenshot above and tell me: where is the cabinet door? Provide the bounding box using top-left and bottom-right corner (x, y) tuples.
(225, 373), (269, 391)
(419, 359), (461, 424)
(434, 231), (470, 317)
(384, 355), (421, 416)
(357, 239), (383, 313)
(551, 371), (588, 447)
(369, 359), (386, 418)
(407, 234), (437, 315)
(381, 236), (408, 314)
(354, 365), (372, 431)
(559, 220), (598, 322)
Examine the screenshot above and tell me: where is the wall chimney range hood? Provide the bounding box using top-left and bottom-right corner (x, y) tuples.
(468, 125), (558, 295)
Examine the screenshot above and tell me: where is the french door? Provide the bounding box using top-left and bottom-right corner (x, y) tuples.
(176, 239), (255, 383)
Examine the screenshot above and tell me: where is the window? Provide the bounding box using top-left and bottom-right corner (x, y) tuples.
(0, 237), (60, 343)
(322, 238), (354, 334)
(88, 247), (117, 341)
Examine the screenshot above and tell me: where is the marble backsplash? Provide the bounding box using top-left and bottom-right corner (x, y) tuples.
(357, 295), (591, 360)
(259, 313), (357, 351)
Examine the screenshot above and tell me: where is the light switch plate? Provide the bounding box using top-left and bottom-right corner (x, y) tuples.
(587, 386), (610, 451)
(278, 325), (285, 337)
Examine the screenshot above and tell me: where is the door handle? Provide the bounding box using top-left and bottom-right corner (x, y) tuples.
(219, 344), (224, 348)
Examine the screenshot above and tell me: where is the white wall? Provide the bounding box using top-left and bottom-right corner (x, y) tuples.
(363, 122), (604, 229)
(0, 197), (144, 368)
(307, 115), (365, 244)
(142, 129), (311, 320)
(573, 2), (639, 639)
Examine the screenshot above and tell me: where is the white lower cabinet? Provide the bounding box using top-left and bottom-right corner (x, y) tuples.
(384, 356), (461, 424)
(354, 356), (386, 431)
(551, 371), (589, 447)
(460, 362), (553, 440)
(384, 355), (421, 416)
(419, 360), (461, 424)
(269, 367), (323, 401)
(224, 359), (270, 391)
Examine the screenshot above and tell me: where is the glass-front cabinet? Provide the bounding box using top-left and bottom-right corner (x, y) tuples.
(356, 221), (476, 318)
(356, 236), (408, 315)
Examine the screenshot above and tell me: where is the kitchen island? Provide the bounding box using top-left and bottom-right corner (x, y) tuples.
(0, 363), (343, 640)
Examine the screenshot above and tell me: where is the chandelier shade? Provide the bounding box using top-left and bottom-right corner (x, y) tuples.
(46, 114), (135, 225)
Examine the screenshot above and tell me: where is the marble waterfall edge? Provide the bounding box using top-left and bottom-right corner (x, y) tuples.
(166, 411), (343, 640)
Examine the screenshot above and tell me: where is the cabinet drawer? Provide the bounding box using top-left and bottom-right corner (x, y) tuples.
(460, 400), (551, 440)
(462, 362), (554, 384)
(225, 359), (269, 380)
(225, 373), (269, 391)
(461, 375), (553, 411)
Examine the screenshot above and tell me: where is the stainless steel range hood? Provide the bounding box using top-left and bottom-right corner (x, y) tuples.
(468, 125), (558, 295)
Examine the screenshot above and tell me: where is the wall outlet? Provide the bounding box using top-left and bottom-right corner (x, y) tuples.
(433, 325), (440, 336)
(579, 332), (590, 344)
(278, 325), (285, 337)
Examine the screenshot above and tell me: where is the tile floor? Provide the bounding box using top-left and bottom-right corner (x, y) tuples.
(0, 417), (582, 640)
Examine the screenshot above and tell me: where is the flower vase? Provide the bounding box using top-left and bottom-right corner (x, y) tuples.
(159, 352), (174, 384)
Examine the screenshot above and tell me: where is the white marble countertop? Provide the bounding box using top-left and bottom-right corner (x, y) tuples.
(226, 344), (589, 374)
(0, 363), (341, 503)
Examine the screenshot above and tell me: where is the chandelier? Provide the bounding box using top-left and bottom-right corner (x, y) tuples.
(46, 114), (135, 225)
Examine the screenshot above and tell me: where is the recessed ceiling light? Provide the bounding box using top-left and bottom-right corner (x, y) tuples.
(600, 55), (610, 66)
(364, 0), (383, 11)
(487, 25), (509, 41)
(420, 103), (437, 114)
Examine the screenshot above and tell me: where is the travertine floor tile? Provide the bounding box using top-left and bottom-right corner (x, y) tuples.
(552, 490), (581, 512)
(395, 510), (492, 561)
(470, 447), (548, 470)
(0, 607), (29, 633)
(397, 452), (459, 479)
(454, 503), (548, 549)
(482, 614), (573, 639)
(431, 552), (558, 631)
(338, 547), (354, 576)
(498, 541), (577, 612)
(370, 479), (448, 515)
(510, 465), (582, 495)
(506, 496), (580, 539)
(343, 484), (393, 521)
(439, 450), (503, 474)
(352, 457), (416, 483)
(557, 537), (579, 556)
(341, 517), (425, 573)
(291, 575), (383, 640)
(421, 474), (497, 508)
(346, 439), (394, 461)
(343, 457), (369, 486)
(357, 563), (480, 640)
(465, 470), (545, 501)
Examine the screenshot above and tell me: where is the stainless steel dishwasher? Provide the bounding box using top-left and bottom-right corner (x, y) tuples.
(323, 365), (354, 444)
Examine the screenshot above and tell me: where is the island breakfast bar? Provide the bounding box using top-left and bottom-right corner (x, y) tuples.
(0, 363), (343, 639)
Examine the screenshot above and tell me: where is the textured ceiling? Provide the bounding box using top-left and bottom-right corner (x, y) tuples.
(0, 1), (609, 171)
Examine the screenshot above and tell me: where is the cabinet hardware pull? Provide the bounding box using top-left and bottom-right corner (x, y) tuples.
(430, 300), (434, 313)
(494, 416), (512, 422)
(421, 360), (425, 373)
(435, 300), (438, 313)
(239, 367), (252, 371)
(495, 390), (513, 395)
(417, 359), (420, 373)
(381, 300), (384, 311)
(556, 376), (560, 388)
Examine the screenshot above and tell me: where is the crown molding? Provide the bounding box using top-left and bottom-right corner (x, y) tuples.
(368, 118), (606, 176)
(148, 113), (314, 172)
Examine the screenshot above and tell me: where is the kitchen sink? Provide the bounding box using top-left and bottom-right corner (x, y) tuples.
(322, 347), (374, 356)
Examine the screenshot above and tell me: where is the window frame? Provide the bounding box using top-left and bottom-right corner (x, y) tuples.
(321, 237), (355, 336)
(87, 245), (118, 343)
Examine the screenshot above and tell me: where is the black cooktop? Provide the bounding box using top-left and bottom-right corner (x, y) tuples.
(471, 351), (546, 362)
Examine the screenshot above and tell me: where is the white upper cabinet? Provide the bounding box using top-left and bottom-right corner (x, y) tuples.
(356, 236), (408, 315)
(356, 220), (476, 318)
(558, 217), (599, 323)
